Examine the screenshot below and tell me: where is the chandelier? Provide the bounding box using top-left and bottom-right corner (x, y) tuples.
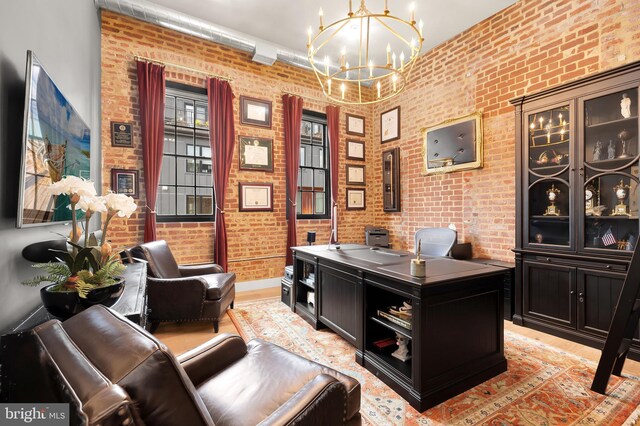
(307, 0), (424, 105)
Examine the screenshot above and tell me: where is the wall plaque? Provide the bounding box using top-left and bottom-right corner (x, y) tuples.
(111, 122), (133, 147)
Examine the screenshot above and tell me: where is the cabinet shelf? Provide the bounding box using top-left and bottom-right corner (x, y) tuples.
(586, 116), (638, 129)
(530, 215), (570, 220)
(585, 158), (636, 168)
(298, 279), (315, 289)
(586, 215), (639, 220)
(365, 350), (412, 379)
(529, 164), (569, 172)
(369, 316), (412, 339)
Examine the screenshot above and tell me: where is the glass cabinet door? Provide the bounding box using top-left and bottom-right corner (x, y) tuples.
(582, 88), (639, 253)
(526, 105), (572, 247)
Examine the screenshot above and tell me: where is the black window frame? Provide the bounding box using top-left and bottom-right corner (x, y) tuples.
(296, 110), (331, 220)
(157, 81), (215, 223)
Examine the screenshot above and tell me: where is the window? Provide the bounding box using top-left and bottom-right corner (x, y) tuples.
(158, 82), (214, 221)
(297, 111), (330, 219)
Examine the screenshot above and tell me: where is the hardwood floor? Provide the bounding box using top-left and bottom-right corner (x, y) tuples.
(155, 287), (640, 378)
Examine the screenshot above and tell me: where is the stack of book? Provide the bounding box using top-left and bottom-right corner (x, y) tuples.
(377, 307), (412, 330)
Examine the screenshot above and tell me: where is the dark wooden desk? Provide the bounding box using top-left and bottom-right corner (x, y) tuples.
(6, 262), (147, 334)
(292, 244), (508, 411)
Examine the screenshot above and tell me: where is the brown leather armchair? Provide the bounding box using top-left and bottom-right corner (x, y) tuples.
(130, 240), (235, 333)
(1, 306), (362, 425)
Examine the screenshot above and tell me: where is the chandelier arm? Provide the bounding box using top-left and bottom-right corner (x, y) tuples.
(309, 20), (351, 58)
(365, 16), (371, 67)
(371, 15), (421, 48)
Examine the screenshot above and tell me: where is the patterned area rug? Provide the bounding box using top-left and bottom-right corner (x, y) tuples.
(228, 298), (640, 426)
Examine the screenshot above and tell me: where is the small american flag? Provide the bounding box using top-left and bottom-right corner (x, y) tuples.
(602, 227), (617, 246)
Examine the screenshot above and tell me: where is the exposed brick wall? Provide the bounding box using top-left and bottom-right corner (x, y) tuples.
(100, 11), (375, 281)
(370, 0), (640, 262)
(101, 0), (640, 278)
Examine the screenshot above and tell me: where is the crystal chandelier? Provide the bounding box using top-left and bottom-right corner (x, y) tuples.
(307, 0), (424, 105)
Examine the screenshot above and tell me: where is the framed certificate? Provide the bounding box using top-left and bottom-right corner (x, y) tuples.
(239, 136), (273, 172)
(240, 96), (272, 128)
(111, 169), (139, 198)
(346, 140), (365, 161)
(239, 182), (273, 212)
(346, 113), (365, 136)
(346, 164), (365, 185)
(346, 188), (366, 210)
(381, 106), (400, 143)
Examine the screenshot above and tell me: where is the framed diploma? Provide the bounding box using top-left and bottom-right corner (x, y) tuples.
(346, 113), (365, 136)
(239, 136), (273, 172)
(240, 96), (272, 128)
(346, 164), (365, 185)
(239, 182), (273, 212)
(381, 106), (400, 143)
(346, 140), (365, 161)
(111, 169), (139, 198)
(346, 188), (366, 210)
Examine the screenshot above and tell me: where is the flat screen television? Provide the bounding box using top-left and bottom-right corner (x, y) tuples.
(17, 50), (91, 228)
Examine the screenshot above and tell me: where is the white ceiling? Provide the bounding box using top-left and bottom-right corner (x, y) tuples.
(145, 0), (518, 64)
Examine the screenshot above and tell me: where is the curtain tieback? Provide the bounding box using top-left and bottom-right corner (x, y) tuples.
(145, 206), (156, 214)
(216, 205), (225, 214)
(288, 198), (297, 206)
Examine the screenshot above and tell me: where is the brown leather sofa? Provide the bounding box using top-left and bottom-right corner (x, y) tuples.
(1, 305), (362, 425)
(129, 240), (235, 333)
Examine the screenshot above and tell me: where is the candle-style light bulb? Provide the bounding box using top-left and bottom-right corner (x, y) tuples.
(307, 27), (312, 46)
(369, 60), (374, 77)
(392, 52), (397, 69)
(386, 43), (391, 65)
(319, 8), (324, 28)
(327, 78), (332, 95)
(377, 81), (381, 99)
(419, 19), (424, 38)
(348, 0), (353, 15)
(558, 112), (563, 122)
(341, 82), (346, 100)
(410, 38), (416, 56)
(345, 61), (350, 79)
(530, 122), (535, 130)
(384, 0), (388, 13)
(392, 74), (398, 92)
(539, 116), (544, 129)
(409, 2), (415, 23)
(400, 52), (405, 72)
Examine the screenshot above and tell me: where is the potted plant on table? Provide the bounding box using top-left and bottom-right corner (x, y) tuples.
(22, 176), (137, 318)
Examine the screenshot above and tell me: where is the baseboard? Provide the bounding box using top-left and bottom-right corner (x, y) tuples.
(236, 277), (280, 292)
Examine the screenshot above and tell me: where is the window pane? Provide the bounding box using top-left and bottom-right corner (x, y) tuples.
(164, 127), (175, 154)
(300, 145), (310, 167)
(177, 128), (195, 155)
(160, 156), (175, 185)
(176, 98), (194, 127)
(195, 101), (208, 128)
(301, 192), (313, 215)
(196, 187), (213, 214)
(314, 169), (326, 190)
(315, 192), (325, 215)
(177, 157), (195, 185)
(196, 159), (213, 186)
(312, 123), (323, 142)
(301, 121), (312, 139)
(157, 185), (176, 215)
(296, 191), (302, 215)
(301, 168), (313, 188)
(195, 130), (210, 156)
(164, 96), (175, 125)
(178, 187), (195, 215)
(312, 146), (324, 168)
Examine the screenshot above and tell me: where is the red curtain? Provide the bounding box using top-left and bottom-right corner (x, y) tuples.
(136, 61), (166, 243)
(327, 105), (340, 243)
(207, 78), (235, 272)
(283, 94), (304, 265)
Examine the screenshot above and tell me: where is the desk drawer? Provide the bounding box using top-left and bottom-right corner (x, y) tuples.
(533, 256), (627, 272)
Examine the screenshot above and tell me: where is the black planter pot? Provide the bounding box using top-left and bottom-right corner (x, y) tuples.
(40, 278), (125, 320)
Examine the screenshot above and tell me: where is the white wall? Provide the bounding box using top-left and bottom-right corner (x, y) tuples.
(0, 0), (101, 330)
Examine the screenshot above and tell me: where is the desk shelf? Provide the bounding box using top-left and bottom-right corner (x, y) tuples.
(369, 316), (412, 339)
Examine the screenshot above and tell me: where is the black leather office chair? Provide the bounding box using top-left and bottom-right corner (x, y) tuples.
(414, 228), (457, 257)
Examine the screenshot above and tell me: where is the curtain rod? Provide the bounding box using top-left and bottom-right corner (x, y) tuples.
(134, 55), (233, 82)
(281, 90), (340, 106)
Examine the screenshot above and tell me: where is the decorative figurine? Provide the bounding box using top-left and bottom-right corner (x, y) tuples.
(544, 184), (561, 216)
(585, 185), (597, 216)
(612, 179), (631, 216)
(535, 233), (544, 244)
(593, 140), (603, 161)
(391, 332), (411, 362)
(608, 140), (616, 159)
(618, 129), (632, 158)
(621, 93), (631, 119)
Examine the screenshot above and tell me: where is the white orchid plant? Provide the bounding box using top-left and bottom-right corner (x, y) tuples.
(23, 175), (138, 298)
